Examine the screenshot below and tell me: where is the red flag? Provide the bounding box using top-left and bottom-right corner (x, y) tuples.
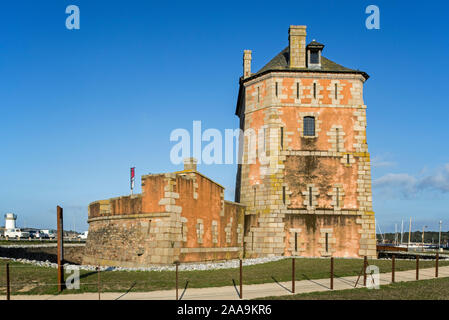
(130, 167), (135, 190)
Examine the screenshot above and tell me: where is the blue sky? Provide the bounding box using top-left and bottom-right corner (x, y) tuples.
(0, 1), (448, 233)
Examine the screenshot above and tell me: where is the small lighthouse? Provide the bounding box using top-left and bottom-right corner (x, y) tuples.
(4, 213), (17, 230)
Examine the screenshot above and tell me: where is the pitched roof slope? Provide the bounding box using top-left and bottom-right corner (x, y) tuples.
(251, 46), (368, 79)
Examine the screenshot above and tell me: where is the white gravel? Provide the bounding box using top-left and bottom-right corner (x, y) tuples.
(0, 256), (288, 272)
(1, 252), (446, 272)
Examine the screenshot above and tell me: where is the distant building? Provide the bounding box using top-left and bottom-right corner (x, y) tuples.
(4, 213), (17, 230)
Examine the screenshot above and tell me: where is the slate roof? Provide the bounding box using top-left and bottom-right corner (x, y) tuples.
(251, 46), (368, 79)
(307, 40), (325, 48)
(235, 42), (369, 115)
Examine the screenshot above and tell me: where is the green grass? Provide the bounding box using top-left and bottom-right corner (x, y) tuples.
(260, 277), (449, 300)
(0, 257), (446, 296)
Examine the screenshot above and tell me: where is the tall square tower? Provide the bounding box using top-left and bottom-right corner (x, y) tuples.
(235, 26), (376, 258)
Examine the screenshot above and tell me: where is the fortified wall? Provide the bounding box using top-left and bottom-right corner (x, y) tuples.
(83, 159), (245, 267)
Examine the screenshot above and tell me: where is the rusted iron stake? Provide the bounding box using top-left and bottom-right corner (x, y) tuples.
(239, 259), (243, 299)
(176, 262), (179, 300)
(330, 257), (334, 290)
(363, 256), (367, 286)
(6, 263), (10, 300)
(292, 258), (295, 294)
(392, 255), (395, 283)
(57, 205), (64, 292)
(97, 266), (101, 300)
(436, 252), (439, 278)
(416, 255), (419, 280)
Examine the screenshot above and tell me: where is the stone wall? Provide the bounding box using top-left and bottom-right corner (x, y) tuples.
(83, 169), (245, 267)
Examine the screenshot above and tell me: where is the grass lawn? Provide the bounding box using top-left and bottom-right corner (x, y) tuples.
(260, 277), (449, 300)
(0, 257), (446, 296)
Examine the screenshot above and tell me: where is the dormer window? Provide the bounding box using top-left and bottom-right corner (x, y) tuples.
(307, 40), (325, 70)
(310, 50), (319, 64)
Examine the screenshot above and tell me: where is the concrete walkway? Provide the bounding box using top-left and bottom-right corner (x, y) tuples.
(3, 266), (449, 300)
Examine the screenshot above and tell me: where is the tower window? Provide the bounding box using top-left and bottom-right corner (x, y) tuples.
(336, 188), (340, 207)
(335, 128), (340, 152)
(335, 83), (338, 100)
(303, 117), (315, 136)
(275, 82), (279, 97)
(309, 186), (313, 207)
(280, 127), (284, 150)
(253, 186), (256, 206)
(251, 231), (254, 250)
(325, 233), (329, 252)
(296, 82), (300, 99)
(310, 50), (319, 64)
(346, 154), (350, 164)
(282, 186), (286, 204)
(257, 87), (260, 102)
(295, 232), (298, 252)
(313, 83), (317, 99)
(263, 127), (268, 152)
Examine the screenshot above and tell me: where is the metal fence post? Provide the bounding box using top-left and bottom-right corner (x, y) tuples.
(6, 263), (10, 301)
(436, 252), (439, 278)
(392, 254), (395, 283)
(97, 266), (101, 300)
(292, 258), (295, 294)
(330, 257), (334, 290)
(239, 259), (243, 299)
(176, 262), (179, 300)
(363, 256), (367, 286)
(416, 255), (419, 280)
(57, 205), (64, 292)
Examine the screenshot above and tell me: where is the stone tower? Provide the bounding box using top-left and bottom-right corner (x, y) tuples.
(235, 25), (376, 259)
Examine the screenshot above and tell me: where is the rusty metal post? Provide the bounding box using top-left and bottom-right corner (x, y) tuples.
(363, 256), (367, 286)
(239, 259), (243, 299)
(97, 266), (101, 300)
(330, 257), (334, 290)
(416, 255), (419, 280)
(436, 252), (439, 278)
(176, 262), (179, 300)
(292, 258), (295, 294)
(392, 255), (395, 283)
(56, 206), (64, 292)
(6, 263), (10, 300)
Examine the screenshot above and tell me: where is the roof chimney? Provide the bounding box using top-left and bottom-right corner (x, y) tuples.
(243, 50), (252, 78)
(289, 25), (307, 68)
(183, 157), (197, 171)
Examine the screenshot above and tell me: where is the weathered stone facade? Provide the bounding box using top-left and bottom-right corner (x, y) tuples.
(235, 25), (376, 259)
(83, 159), (245, 267)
